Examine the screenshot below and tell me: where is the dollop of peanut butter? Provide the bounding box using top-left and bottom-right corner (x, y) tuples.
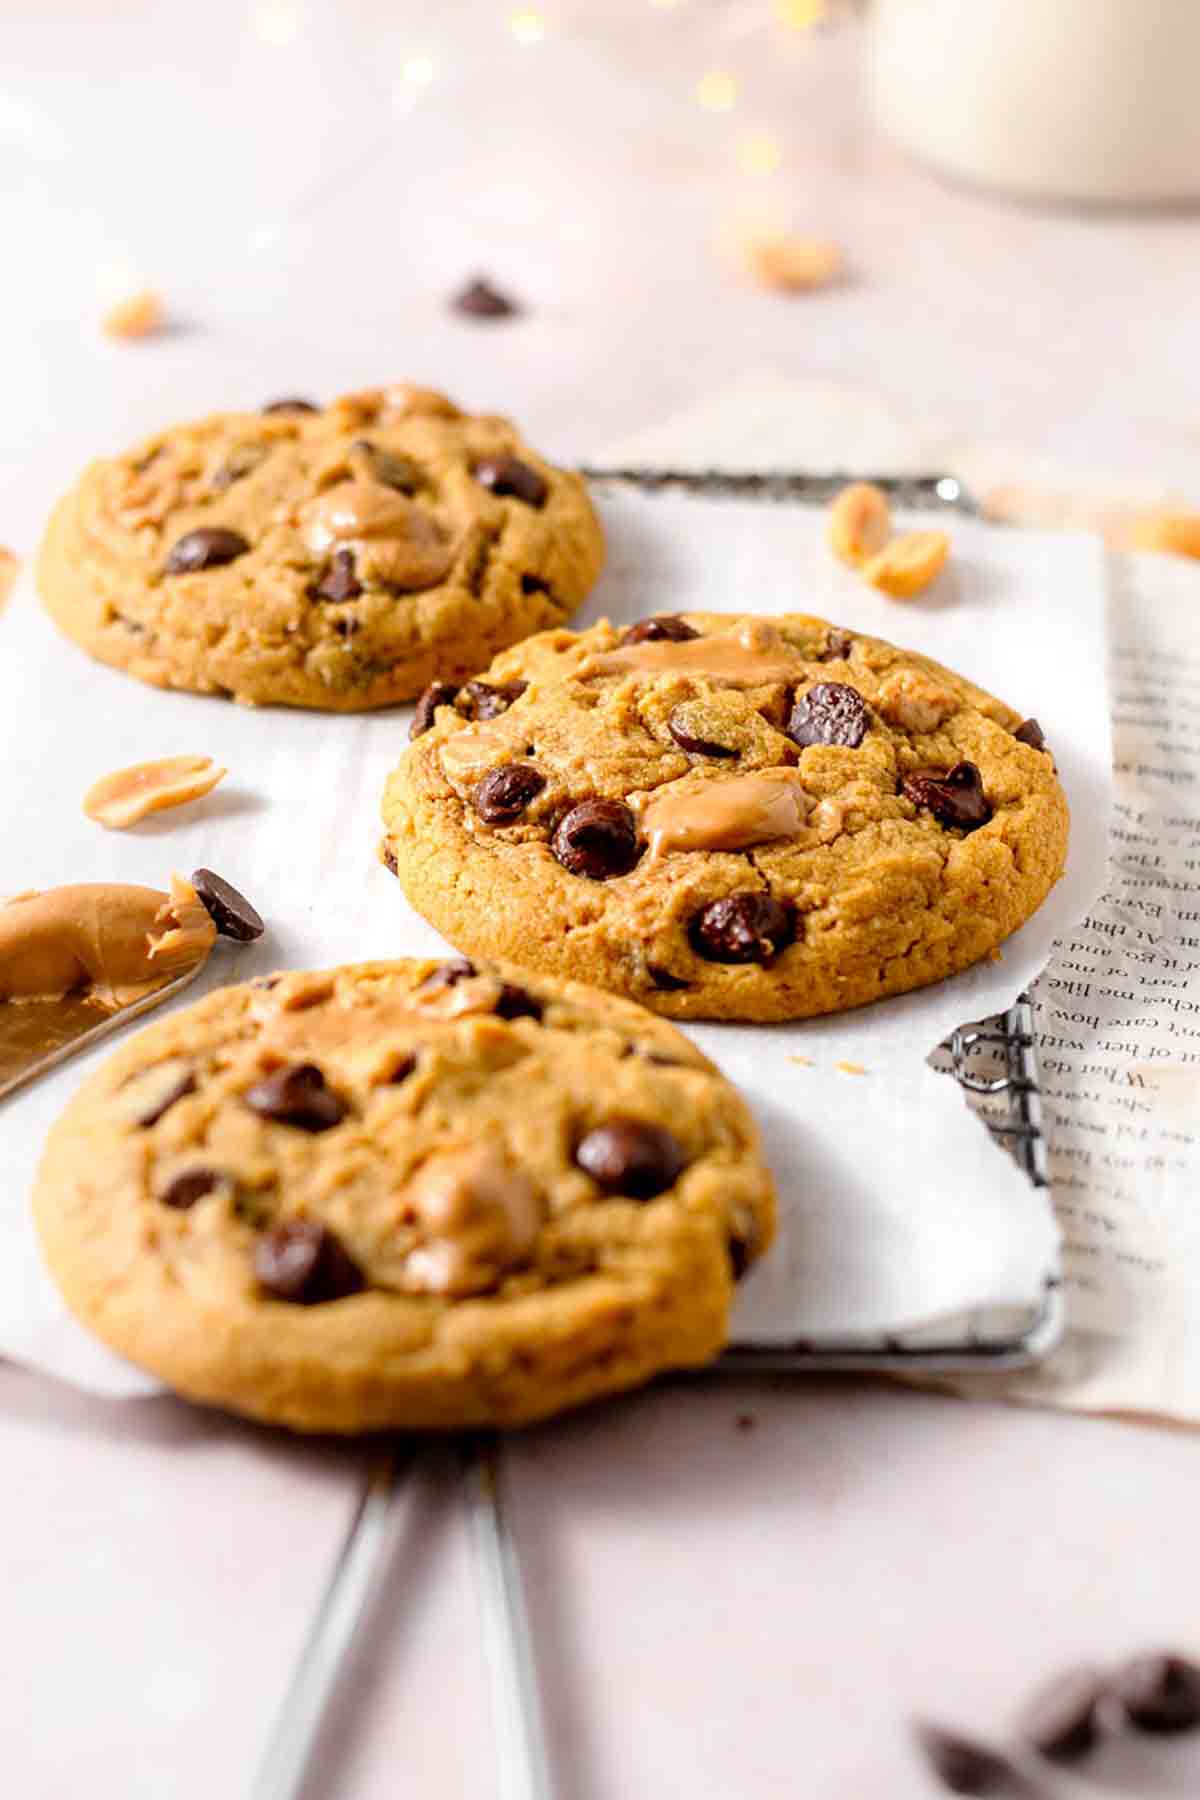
(300, 479), (454, 590)
(581, 621), (802, 688)
(638, 770), (813, 857)
(0, 876), (215, 1007)
(402, 1143), (543, 1297)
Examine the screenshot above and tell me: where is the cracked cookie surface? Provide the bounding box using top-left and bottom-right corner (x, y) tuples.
(34, 957), (774, 1431)
(36, 384), (603, 710)
(381, 612), (1069, 1022)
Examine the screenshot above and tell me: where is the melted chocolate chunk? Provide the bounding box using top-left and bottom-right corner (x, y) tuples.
(411, 681), (460, 739)
(310, 548), (363, 602)
(622, 615), (698, 645)
(689, 894), (795, 964)
(420, 958), (477, 992)
(820, 628), (854, 662)
(381, 844), (398, 875)
(473, 455), (548, 508)
(244, 1063), (345, 1132)
(901, 761), (992, 832)
(165, 527), (251, 574)
(262, 397), (319, 414)
(351, 439), (421, 494)
(667, 708), (739, 758)
(474, 762), (546, 824)
(254, 1220), (364, 1305)
(1017, 1665), (1104, 1762)
(136, 1067), (196, 1127)
(1114, 1652), (1200, 1733)
(551, 799), (640, 880)
(520, 572), (551, 596)
(1013, 718), (1047, 753)
(786, 682), (870, 750)
(159, 1167), (223, 1211)
(575, 1118), (686, 1199)
(191, 869), (265, 942)
(495, 983), (543, 1021)
(463, 679), (528, 721)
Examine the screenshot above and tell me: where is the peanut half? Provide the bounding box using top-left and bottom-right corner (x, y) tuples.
(1128, 509), (1200, 560)
(101, 289), (165, 340)
(0, 547), (18, 611)
(740, 232), (843, 293)
(83, 755), (228, 830)
(828, 482), (891, 568)
(862, 530), (951, 600)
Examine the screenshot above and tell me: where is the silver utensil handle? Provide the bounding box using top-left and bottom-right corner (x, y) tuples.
(461, 1435), (553, 1800)
(250, 1446), (406, 1800)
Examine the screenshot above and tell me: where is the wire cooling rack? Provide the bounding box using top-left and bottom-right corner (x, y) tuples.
(250, 471), (1064, 1800)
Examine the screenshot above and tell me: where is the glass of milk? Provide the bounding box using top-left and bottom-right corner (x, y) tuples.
(868, 0), (1200, 205)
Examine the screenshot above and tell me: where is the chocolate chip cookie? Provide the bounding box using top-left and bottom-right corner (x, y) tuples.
(37, 384), (603, 710)
(381, 612), (1068, 1022)
(34, 958), (774, 1431)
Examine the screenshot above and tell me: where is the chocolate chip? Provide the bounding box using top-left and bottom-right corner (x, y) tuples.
(254, 1220), (364, 1304)
(647, 963), (690, 991)
(901, 761), (993, 831)
(463, 679), (527, 721)
(191, 869), (265, 942)
(452, 276), (519, 319)
(820, 628), (854, 662)
(1013, 718), (1047, 753)
(244, 1063), (345, 1132)
(159, 1167), (223, 1210)
(411, 681), (460, 739)
(165, 527), (251, 574)
(495, 983), (543, 1021)
(520, 573), (551, 596)
(310, 548), (363, 602)
(382, 844), (398, 875)
(420, 958), (477, 992)
(262, 397), (319, 414)
(623, 615), (698, 645)
(551, 799), (640, 880)
(135, 1066), (196, 1127)
(668, 708), (741, 759)
(913, 1724), (1018, 1795)
(333, 617), (358, 638)
(473, 456), (548, 508)
(351, 439), (421, 494)
(1018, 1665), (1104, 1762)
(1113, 1652), (1200, 1733)
(787, 681), (870, 749)
(689, 894), (795, 964)
(575, 1118), (686, 1198)
(474, 762), (546, 824)
(728, 1232), (755, 1281)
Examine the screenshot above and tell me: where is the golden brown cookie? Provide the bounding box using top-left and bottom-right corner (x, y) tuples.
(381, 612), (1068, 1022)
(37, 385), (603, 710)
(34, 957), (774, 1432)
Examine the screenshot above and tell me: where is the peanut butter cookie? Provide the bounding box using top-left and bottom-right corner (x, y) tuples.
(37, 385), (603, 710)
(381, 612), (1068, 1022)
(34, 957), (774, 1431)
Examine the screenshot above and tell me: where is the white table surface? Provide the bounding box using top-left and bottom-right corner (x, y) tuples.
(3, 6), (1199, 1795)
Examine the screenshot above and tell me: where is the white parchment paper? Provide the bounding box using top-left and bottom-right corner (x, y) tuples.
(0, 492), (1109, 1394)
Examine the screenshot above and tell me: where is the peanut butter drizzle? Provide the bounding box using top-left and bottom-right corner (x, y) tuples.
(639, 771), (813, 857)
(581, 621), (803, 688)
(0, 876), (215, 1008)
(402, 1143), (543, 1297)
(299, 479), (454, 589)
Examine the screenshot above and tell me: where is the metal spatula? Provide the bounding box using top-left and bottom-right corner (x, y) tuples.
(0, 962), (210, 1102)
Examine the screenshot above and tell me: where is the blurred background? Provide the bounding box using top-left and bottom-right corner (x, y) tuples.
(4, 0), (1200, 537)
